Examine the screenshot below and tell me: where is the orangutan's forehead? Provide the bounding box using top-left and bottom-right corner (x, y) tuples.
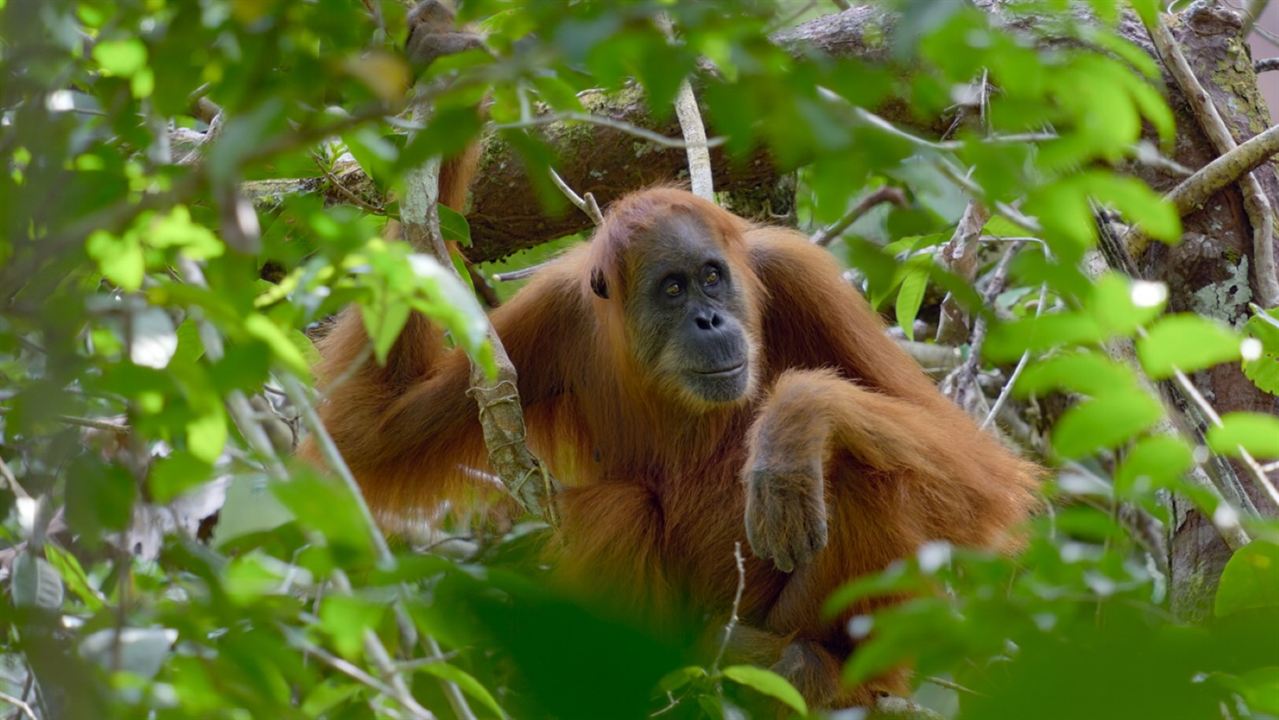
(632, 210), (720, 257)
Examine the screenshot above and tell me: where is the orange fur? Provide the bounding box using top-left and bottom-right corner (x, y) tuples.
(301, 186), (1040, 708)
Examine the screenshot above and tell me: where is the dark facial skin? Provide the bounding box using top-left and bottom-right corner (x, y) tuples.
(624, 212), (753, 405)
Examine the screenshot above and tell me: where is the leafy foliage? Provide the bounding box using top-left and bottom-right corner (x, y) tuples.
(3, 0), (1279, 719)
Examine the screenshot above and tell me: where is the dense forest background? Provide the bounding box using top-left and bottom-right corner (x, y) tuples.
(4, 0), (1279, 718)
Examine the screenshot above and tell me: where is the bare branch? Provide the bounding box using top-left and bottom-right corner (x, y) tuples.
(549, 167), (604, 225)
(1167, 366), (1279, 512)
(710, 542), (747, 674)
(1255, 57), (1279, 73)
(401, 104), (559, 525)
(673, 78), (715, 200)
(1243, 0), (1269, 37)
(810, 186), (907, 246)
(935, 201), (991, 345)
(1165, 122), (1279, 213)
(980, 283), (1048, 430)
(1144, 13), (1279, 307)
(492, 112), (727, 150)
(0, 689), (39, 720)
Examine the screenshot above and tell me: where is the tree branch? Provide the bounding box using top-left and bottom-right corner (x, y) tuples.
(401, 103), (559, 525)
(810, 186), (907, 246)
(1144, 12), (1279, 307)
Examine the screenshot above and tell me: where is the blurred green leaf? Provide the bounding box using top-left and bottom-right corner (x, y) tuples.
(320, 595), (386, 659)
(87, 230), (145, 291)
(93, 38), (147, 76)
(44, 543), (105, 611)
(894, 259), (928, 341)
(11, 552), (65, 610)
(1207, 412), (1279, 459)
(1051, 390), (1162, 460)
(1138, 314), (1241, 379)
(244, 313), (310, 378)
(420, 662), (508, 719)
(722, 665), (807, 717)
(1216, 541), (1279, 617)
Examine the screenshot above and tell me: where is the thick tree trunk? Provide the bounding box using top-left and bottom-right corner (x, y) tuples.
(1129, 5), (1279, 619)
(462, 6), (904, 261)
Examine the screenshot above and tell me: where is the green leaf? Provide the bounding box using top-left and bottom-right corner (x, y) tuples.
(87, 230), (145, 292)
(45, 543), (105, 611)
(1138, 314), (1242, 379)
(148, 450), (215, 503)
(211, 474), (294, 548)
(244, 313), (311, 378)
(93, 38), (147, 77)
(1016, 351), (1139, 397)
(1128, 0), (1159, 25)
(1233, 667), (1279, 715)
(420, 662), (508, 719)
(823, 563), (922, 618)
(658, 666), (708, 693)
(11, 552), (65, 609)
(1216, 541), (1279, 617)
(186, 402), (228, 464)
(148, 206), (223, 259)
(302, 681), (365, 716)
(1086, 273), (1165, 335)
(360, 298), (411, 366)
(1051, 390), (1163, 459)
(984, 313), (1103, 362)
(1114, 435), (1194, 497)
(1207, 412), (1279, 459)
(438, 204), (472, 247)
(320, 595), (386, 659)
(721, 665), (808, 717)
(894, 262), (928, 341)
(404, 252), (494, 376)
(272, 470), (376, 561)
(1086, 173), (1180, 243)
(1244, 309), (1279, 395)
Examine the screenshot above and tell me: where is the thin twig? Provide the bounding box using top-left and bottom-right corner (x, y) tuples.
(0, 690), (38, 720)
(980, 283), (1048, 430)
(1243, 0), (1269, 37)
(811, 186), (907, 246)
(672, 76), (714, 200)
(548, 167), (604, 225)
(1165, 122), (1279, 218)
(282, 375), (394, 560)
(711, 542), (746, 674)
(1169, 366), (1279, 511)
(286, 625), (434, 720)
(1144, 13), (1279, 307)
(941, 240), (1025, 404)
(656, 14), (714, 199)
(492, 112), (726, 150)
(492, 261), (553, 283)
(0, 454), (29, 501)
(0, 406), (128, 433)
(922, 676), (982, 698)
(1256, 57), (1279, 73)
